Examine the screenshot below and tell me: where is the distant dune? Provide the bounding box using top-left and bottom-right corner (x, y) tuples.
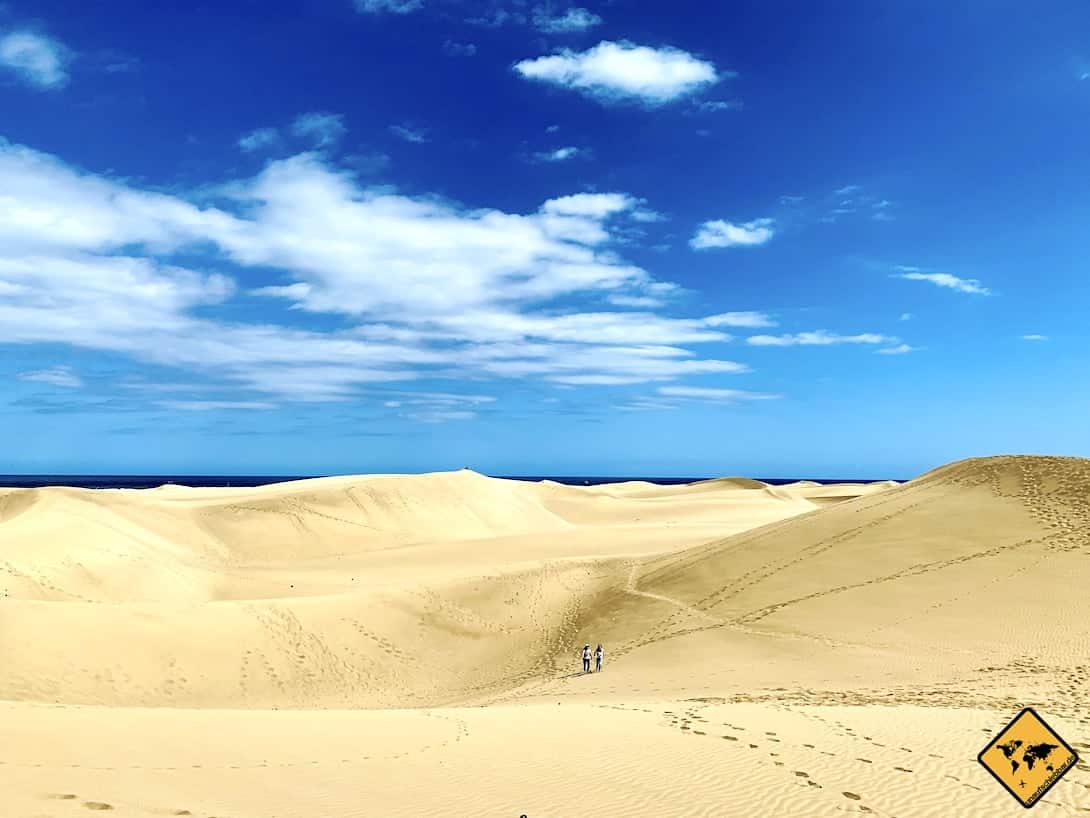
(2, 457), (1088, 817)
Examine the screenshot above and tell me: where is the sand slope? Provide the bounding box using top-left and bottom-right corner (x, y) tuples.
(3, 456), (1090, 817)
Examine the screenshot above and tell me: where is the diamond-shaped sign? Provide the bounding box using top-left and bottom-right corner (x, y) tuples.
(978, 707), (1078, 808)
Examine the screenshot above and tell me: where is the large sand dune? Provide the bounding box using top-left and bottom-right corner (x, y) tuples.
(3, 457), (1090, 817)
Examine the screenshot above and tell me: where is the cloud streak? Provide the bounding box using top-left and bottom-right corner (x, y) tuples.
(17, 366), (83, 388)
(747, 331), (895, 347)
(895, 267), (990, 295)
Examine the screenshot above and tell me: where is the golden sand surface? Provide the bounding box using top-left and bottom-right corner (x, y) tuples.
(2, 456), (1089, 816)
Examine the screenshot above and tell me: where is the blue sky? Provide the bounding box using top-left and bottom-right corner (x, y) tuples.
(1, 0), (1088, 478)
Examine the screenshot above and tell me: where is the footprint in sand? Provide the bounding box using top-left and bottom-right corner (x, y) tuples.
(83, 803), (114, 811)
(45, 794), (78, 800)
(722, 735), (737, 741)
(793, 771), (809, 778)
(843, 792), (862, 801)
(893, 766), (913, 773)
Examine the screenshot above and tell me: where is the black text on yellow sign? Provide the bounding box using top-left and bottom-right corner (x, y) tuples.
(978, 707), (1078, 808)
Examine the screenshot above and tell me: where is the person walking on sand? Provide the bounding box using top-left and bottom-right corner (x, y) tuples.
(582, 644), (591, 674)
(595, 644), (603, 672)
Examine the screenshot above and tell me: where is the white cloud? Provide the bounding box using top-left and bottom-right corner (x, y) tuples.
(690, 218), (774, 249)
(18, 366), (83, 388)
(835, 185), (861, 195)
(747, 331), (894, 347)
(238, 127), (280, 153)
(0, 140), (767, 398)
(899, 312), (913, 321)
(532, 7), (602, 33)
(703, 311), (776, 328)
(1021, 334), (1048, 341)
(389, 124), (429, 143)
(514, 40), (719, 105)
(292, 112), (347, 148)
(443, 40), (477, 57)
(532, 146), (584, 162)
(353, 0), (423, 13)
(0, 31), (69, 89)
(895, 267), (990, 295)
(657, 385), (779, 402)
(876, 344), (919, 355)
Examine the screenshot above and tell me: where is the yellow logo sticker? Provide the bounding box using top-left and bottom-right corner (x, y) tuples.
(978, 707), (1078, 808)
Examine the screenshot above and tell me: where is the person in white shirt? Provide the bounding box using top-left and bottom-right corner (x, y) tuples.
(594, 644), (604, 672)
(582, 644), (591, 673)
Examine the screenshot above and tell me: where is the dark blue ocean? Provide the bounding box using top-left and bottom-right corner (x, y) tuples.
(0, 474), (893, 490)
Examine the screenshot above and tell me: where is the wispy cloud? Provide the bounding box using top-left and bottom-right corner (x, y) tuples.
(514, 40), (720, 105)
(389, 123), (429, 143)
(385, 391), (495, 423)
(531, 145), (586, 162)
(352, 0), (423, 13)
(292, 112), (347, 148)
(812, 185), (898, 223)
(876, 343), (919, 355)
(0, 30), (69, 89)
(690, 218), (774, 249)
(657, 385), (780, 402)
(442, 40), (477, 57)
(17, 366), (83, 388)
(238, 126), (280, 153)
(532, 6), (602, 33)
(747, 331), (895, 347)
(899, 312), (913, 321)
(693, 99), (741, 113)
(895, 267), (990, 295)
(1021, 334), (1048, 341)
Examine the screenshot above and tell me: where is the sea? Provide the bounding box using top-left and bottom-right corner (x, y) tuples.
(0, 474), (894, 490)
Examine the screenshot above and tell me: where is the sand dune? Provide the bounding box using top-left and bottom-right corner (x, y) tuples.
(3, 456), (1089, 817)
